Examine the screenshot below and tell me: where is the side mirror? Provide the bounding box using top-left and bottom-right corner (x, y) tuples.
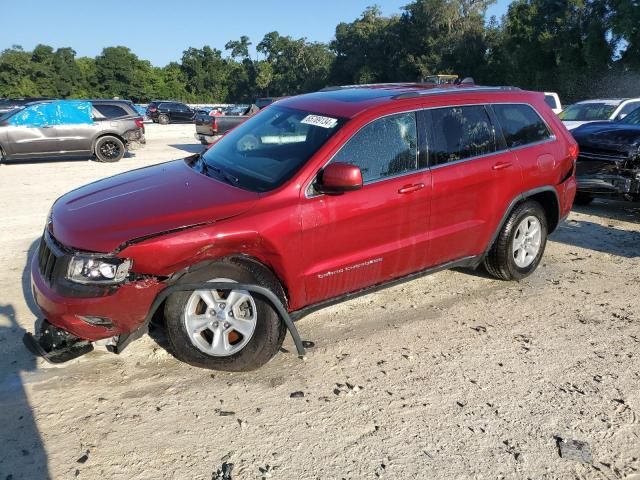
(316, 162), (363, 195)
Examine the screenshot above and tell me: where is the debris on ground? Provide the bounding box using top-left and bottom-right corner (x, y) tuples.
(333, 382), (363, 396)
(212, 462), (234, 480)
(555, 437), (593, 464)
(289, 391), (304, 398)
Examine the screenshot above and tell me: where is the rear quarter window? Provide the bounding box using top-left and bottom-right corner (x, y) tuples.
(492, 104), (552, 148)
(94, 104), (129, 118)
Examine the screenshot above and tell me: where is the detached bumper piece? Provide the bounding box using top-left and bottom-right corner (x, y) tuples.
(23, 319), (94, 364)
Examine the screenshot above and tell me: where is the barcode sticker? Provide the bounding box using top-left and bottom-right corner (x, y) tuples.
(301, 114), (338, 129)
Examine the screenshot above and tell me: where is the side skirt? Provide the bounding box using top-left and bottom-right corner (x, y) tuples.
(289, 255), (482, 321)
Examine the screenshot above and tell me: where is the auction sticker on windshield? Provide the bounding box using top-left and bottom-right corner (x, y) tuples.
(301, 114), (338, 129)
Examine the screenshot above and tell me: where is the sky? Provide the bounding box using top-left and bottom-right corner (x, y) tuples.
(1, 0), (511, 67)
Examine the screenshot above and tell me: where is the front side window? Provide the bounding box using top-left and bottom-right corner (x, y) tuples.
(493, 104), (552, 148)
(428, 105), (496, 166)
(331, 112), (418, 183)
(617, 102), (640, 119)
(201, 106), (345, 192)
(544, 95), (559, 109)
(621, 107), (640, 126)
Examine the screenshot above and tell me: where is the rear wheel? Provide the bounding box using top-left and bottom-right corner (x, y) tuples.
(484, 200), (548, 281)
(94, 136), (125, 162)
(164, 261), (286, 371)
(573, 192), (594, 206)
(158, 114), (170, 125)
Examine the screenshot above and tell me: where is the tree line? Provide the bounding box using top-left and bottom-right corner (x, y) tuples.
(1, 0), (639, 104)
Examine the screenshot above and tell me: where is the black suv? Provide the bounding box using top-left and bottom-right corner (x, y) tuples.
(147, 101), (194, 124)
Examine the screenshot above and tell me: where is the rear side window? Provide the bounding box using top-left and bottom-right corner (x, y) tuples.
(332, 112), (417, 183)
(427, 105), (496, 166)
(493, 104), (552, 148)
(94, 104), (128, 118)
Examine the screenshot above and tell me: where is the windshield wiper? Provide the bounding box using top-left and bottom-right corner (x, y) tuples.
(197, 155), (240, 186)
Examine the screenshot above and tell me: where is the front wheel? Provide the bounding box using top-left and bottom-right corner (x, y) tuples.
(484, 200), (548, 281)
(164, 261), (286, 371)
(158, 114), (170, 125)
(94, 136), (125, 162)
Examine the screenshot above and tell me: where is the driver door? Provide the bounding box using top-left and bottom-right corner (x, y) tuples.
(300, 111), (432, 305)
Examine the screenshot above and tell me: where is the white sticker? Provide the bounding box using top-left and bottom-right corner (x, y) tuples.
(301, 114), (338, 129)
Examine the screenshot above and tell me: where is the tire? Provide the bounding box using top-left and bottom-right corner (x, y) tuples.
(94, 136), (125, 163)
(164, 260), (286, 371)
(158, 114), (170, 125)
(573, 192), (594, 206)
(484, 200), (548, 281)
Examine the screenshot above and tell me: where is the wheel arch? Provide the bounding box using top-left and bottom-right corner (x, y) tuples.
(168, 255), (289, 308)
(485, 186), (560, 255)
(92, 132), (127, 154)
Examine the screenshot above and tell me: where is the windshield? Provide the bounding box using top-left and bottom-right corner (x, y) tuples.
(200, 106), (346, 192)
(0, 106), (23, 123)
(621, 107), (640, 126)
(559, 102), (618, 121)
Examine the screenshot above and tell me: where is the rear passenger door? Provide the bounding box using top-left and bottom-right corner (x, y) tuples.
(425, 105), (524, 266)
(174, 103), (193, 122)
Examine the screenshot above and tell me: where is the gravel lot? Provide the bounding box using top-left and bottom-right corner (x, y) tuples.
(1, 123), (639, 479)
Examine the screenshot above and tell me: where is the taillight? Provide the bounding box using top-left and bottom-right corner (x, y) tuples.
(135, 118), (144, 129)
(211, 117), (218, 133)
(568, 143), (579, 161)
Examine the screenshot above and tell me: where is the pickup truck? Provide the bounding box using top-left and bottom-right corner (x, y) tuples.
(194, 105), (259, 144)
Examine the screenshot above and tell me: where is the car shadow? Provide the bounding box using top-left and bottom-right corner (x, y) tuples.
(550, 218), (640, 258)
(573, 199), (640, 225)
(22, 239), (41, 319)
(1, 151), (136, 166)
(169, 144), (206, 155)
(0, 303), (51, 479)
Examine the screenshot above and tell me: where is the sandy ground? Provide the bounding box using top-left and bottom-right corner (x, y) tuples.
(1, 123), (639, 480)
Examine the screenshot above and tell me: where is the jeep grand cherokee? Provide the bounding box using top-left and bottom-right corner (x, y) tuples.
(27, 83), (578, 371)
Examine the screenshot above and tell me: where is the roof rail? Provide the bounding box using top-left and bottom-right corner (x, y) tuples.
(319, 82), (416, 92)
(392, 85), (522, 100)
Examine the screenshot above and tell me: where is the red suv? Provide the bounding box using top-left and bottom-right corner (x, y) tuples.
(28, 84), (578, 371)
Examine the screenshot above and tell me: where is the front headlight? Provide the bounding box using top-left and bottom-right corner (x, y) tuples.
(66, 256), (132, 284)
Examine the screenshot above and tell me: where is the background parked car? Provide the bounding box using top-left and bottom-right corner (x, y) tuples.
(571, 106), (640, 204)
(544, 92), (562, 114)
(146, 101), (194, 124)
(194, 104), (260, 144)
(0, 99), (145, 163)
(560, 98), (640, 130)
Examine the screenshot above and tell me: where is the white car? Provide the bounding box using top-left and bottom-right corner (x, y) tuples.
(560, 98), (640, 130)
(544, 92), (562, 114)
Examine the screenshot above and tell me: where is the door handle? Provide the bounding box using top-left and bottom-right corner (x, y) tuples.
(398, 183), (425, 194)
(492, 161), (513, 170)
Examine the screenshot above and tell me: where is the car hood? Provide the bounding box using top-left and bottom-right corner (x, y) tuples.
(51, 159), (260, 253)
(572, 122), (640, 157)
(562, 120), (598, 131)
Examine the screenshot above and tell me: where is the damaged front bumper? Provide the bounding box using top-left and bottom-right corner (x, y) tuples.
(577, 174), (639, 196)
(23, 319), (94, 364)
